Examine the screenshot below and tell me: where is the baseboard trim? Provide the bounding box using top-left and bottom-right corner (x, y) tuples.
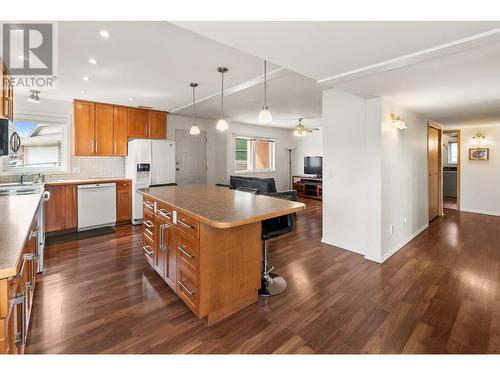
(460, 207), (500, 217)
(364, 223), (429, 264)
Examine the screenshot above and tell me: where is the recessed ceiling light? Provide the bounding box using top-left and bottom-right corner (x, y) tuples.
(128, 97), (134, 101)
(100, 30), (110, 38)
(82, 76), (90, 81)
(89, 58), (97, 64)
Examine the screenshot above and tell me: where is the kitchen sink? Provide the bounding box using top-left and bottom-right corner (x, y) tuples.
(0, 183), (43, 197)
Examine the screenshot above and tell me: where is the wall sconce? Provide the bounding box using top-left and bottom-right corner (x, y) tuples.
(390, 113), (407, 130)
(472, 133), (486, 146)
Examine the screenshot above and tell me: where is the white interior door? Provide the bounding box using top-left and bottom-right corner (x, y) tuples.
(175, 129), (207, 185)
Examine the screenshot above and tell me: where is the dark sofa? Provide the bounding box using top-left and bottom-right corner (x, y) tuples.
(228, 176), (298, 201)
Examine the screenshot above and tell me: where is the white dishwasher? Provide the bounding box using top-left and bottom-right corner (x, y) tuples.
(77, 183), (117, 231)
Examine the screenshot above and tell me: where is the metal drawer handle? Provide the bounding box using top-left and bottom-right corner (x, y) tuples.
(159, 223), (169, 251)
(178, 246), (195, 259)
(157, 208), (171, 218)
(11, 292), (26, 347)
(178, 280), (195, 296)
(143, 245), (154, 255)
(143, 201), (154, 209)
(178, 219), (194, 229)
(30, 229), (39, 239)
(144, 220), (154, 228)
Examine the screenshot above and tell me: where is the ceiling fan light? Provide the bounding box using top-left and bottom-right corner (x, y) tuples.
(294, 129), (305, 137)
(190, 124), (201, 135)
(258, 107), (272, 122)
(216, 118), (228, 131)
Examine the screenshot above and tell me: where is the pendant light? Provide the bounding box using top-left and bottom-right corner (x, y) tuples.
(258, 60), (272, 122)
(189, 83), (201, 135)
(216, 67), (229, 131)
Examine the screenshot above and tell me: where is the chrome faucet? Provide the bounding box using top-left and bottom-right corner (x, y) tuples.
(20, 173), (43, 184)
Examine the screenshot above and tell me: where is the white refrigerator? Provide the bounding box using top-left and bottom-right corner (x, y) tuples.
(125, 139), (176, 224)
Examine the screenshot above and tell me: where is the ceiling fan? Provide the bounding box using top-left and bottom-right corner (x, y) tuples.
(293, 118), (319, 137)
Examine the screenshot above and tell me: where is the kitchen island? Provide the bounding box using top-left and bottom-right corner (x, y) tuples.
(138, 185), (305, 325)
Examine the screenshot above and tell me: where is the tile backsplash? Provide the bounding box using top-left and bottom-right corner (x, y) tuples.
(0, 156), (125, 183)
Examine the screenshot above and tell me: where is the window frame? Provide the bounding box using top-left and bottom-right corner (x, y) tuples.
(1, 111), (70, 175)
(233, 135), (276, 174)
(448, 141), (458, 165)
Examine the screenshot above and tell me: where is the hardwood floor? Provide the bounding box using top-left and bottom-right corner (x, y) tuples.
(444, 196), (458, 210)
(26, 199), (500, 353)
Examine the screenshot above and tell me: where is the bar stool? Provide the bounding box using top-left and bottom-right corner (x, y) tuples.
(259, 212), (295, 296)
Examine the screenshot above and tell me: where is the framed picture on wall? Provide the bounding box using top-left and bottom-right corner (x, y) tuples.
(469, 147), (489, 161)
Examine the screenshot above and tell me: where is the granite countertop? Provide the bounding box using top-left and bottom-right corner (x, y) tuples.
(139, 185), (305, 229)
(0, 192), (43, 279)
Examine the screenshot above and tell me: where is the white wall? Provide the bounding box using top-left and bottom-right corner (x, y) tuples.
(322, 89), (429, 263)
(292, 127), (323, 177)
(168, 114), (295, 191)
(379, 99), (429, 261)
(454, 125), (500, 216)
(322, 89), (381, 256)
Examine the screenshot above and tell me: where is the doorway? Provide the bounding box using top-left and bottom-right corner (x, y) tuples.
(174, 129), (208, 185)
(442, 130), (461, 210)
(427, 122), (442, 221)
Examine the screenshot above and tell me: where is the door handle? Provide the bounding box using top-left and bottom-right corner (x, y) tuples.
(176, 168), (180, 171)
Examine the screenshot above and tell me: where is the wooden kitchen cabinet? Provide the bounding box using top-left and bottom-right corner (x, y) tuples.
(127, 108), (149, 138)
(73, 100), (95, 156)
(45, 185), (67, 233)
(113, 106), (128, 156)
(1, 218), (39, 354)
(1, 61), (14, 121)
(94, 103), (114, 156)
(65, 185), (78, 230)
(116, 180), (132, 223)
(148, 110), (167, 139)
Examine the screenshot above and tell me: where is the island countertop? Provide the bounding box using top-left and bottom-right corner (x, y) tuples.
(0, 192), (42, 279)
(138, 185), (305, 228)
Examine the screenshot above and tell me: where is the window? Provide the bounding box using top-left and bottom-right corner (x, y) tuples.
(234, 136), (275, 173)
(1, 113), (69, 173)
(448, 142), (458, 164)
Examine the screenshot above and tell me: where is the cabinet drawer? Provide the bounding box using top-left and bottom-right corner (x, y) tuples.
(156, 202), (173, 223)
(143, 197), (155, 214)
(177, 232), (199, 273)
(143, 235), (155, 267)
(175, 211), (199, 239)
(116, 180), (131, 189)
(176, 263), (199, 316)
(143, 210), (156, 242)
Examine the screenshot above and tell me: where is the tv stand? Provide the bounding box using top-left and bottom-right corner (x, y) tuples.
(292, 175), (323, 200)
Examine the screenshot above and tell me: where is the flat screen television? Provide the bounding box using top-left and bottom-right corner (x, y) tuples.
(304, 156), (322, 176)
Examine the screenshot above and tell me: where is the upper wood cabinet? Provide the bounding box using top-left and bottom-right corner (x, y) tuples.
(94, 103), (114, 156)
(1, 62), (14, 121)
(148, 111), (167, 139)
(113, 106), (128, 156)
(74, 99), (168, 156)
(74, 101), (95, 156)
(127, 108), (149, 138)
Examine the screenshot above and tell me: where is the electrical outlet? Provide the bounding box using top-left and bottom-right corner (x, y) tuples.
(72, 166), (81, 174)
(402, 217), (407, 225)
(390, 224), (394, 235)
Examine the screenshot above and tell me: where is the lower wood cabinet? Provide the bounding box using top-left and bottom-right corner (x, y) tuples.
(141, 196), (260, 325)
(45, 180), (132, 234)
(0, 218), (38, 354)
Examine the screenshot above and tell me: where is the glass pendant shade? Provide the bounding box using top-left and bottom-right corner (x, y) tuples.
(190, 124), (201, 135)
(216, 118), (229, 131)
(258, 107), (272, 122)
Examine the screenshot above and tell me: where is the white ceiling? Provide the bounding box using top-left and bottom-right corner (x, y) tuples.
(175, 71), (322, 128)
(21, 21), (280, 112)
(337, 40), (500, 126)
(173, 21), (500, 81)
(17, 21), (500, 129)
